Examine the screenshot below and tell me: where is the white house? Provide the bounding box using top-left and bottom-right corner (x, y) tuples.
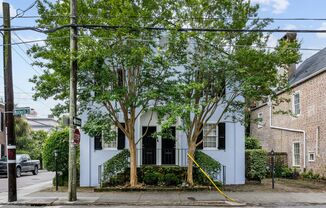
(80, 100), (245, 187)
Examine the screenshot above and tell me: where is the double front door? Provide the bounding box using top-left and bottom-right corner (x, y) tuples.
(142, 126), (176, 165)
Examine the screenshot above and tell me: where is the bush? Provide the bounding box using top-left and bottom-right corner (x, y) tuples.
(102, 149), (130, 183)
(280, 167), (299, 179)
(245, 136), (261, 149)
(195, 151), (221, 181)
(143, 172), (160, 185)
(164, 173), (180, 186)
(42, 129), (69, 175)
(246, 149), (268, 181)
(302, 169), (320, 180)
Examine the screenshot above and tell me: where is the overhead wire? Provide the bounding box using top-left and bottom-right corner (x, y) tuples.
(1, 24), (326, 34)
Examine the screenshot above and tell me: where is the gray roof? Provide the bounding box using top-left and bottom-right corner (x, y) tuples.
(289, 47), (326, 85)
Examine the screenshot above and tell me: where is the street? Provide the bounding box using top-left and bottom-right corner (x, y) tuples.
(0, 171), (54, 193)
(0, 206), (325, 208)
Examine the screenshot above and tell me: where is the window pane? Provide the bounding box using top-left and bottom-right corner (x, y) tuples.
(203, 124), (217, 148)
(293, 143), (300, 166)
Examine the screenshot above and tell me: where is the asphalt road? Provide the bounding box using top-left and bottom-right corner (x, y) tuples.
(0, 206), (325, 208)
(0, 171), (54, 193)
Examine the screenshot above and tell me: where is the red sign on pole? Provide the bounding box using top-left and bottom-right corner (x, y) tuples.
(73, 128), (80, 145)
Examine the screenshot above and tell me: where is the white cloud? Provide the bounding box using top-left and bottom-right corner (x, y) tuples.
(0, 1), (17, 17)
(272, 0), (289, 14)
(284, 24), (297, 30)
(250, 0), (289, 14)
(316, 22), (326, 39)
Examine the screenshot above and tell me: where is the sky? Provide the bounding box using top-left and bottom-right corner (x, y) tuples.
(0, 0), (326, 117)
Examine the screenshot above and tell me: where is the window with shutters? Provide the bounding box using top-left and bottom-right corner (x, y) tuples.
(102, 123), (125, 150)
(102, 129), (117, 149)
(203, 124), (217, 148)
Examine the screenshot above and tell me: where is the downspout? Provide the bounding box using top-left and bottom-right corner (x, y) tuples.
(268, 96), (306, 168)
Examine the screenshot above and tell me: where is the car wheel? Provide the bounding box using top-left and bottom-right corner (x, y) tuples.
(16, 167), (21, 178)
(32, 166), (38, 175)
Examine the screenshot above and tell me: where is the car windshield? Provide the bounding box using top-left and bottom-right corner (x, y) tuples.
(16, 155), (22, 161)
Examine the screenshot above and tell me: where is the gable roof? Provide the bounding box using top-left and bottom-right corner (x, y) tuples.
(289, 47), (326, 85)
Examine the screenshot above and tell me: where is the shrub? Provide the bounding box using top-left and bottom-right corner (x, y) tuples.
(195, 151), (221, 181)
(245, 149), (268, 181)
(245, 136), (261, 149)
(302, 169), (320, 180)
(42, 129), (69, 175)
(102, 149), (130, 183)
(164, 173), (180, 186)
(143, 172), (160, 185)
(280, 167), (299, 179)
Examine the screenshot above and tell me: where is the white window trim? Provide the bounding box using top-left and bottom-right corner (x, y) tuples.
(292, 91), (301, 116)
(308, 152), (315, 162)
(203, 123), (218, 149)
(292, 142), (300, 167)
(257, 112), (263, 128)
(102, 129), (118, 150)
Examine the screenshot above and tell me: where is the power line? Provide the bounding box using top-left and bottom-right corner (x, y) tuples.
(0, 36), (70, 46)
(12, 46), (42, 75)
(1, 24), (326, 34)
(0, 34), (321, 51)
(0, 74), (52, 110)
(2, 15), (326, 21)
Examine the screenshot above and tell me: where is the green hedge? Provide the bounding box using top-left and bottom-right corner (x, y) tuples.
(102, 149), (130, 184)
(102, 150), (222, 187)
(245, 149), (268, 181)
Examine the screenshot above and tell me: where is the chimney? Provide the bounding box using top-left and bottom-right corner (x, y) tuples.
(281, 32), (297, 79)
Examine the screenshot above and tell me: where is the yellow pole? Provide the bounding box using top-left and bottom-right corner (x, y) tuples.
(187, 153), (236, 202)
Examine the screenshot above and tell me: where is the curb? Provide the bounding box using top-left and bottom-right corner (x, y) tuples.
(0, 198), (246, 207)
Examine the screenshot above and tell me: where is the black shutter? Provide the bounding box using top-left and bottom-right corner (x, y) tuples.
(117, 123), (125, 150)
(196, 130), (203, 150)
(0, 112), (3, 132)
(94, 134), (102, 150)
(0, 144), (4, 157)
(218, 123), (226, 150)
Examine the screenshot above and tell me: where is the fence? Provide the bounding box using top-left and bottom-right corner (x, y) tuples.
(97, 148), (226, 186)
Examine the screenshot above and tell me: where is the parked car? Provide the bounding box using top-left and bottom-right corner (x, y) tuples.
(0, 154), (40, 177)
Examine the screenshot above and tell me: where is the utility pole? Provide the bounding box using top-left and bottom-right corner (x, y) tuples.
(68, 0), (78, 201)
(3, 2), (17, 202)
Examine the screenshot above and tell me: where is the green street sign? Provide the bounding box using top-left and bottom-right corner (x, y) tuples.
(14, 107), (31, 116)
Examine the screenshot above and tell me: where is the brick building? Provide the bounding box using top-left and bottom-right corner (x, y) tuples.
(251, 47), (326, 176)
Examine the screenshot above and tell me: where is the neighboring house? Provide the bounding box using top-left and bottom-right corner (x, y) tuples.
(80, 95), (245, 187)
(0, 104), (5, 158)
(26, 116), (58, 132)
(251, 47), (326, 175)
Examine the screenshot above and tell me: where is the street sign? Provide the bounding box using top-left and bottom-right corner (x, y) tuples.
(14, 107), (31, 116)
(73, 128), (80, 145)
(73, 117), (82, 127)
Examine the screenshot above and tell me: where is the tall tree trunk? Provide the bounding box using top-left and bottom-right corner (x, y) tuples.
(187, 142), (196, 186)
(129, 138), (138, 187)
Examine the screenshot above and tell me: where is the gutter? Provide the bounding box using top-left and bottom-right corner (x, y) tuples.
(268, 96), (306, 169)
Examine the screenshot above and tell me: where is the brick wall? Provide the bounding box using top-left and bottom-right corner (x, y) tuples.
(251, 71), (326, 177)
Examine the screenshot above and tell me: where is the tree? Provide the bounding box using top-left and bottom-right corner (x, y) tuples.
(156, 0), (300, 185)
(42, 128), (69, 174)
(30, 0), (179, 187)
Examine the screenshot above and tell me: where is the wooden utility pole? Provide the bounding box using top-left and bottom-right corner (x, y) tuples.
(68, 0), (78, 201)
(3, 2), (17, 202)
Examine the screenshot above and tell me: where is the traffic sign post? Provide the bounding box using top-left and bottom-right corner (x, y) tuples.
(73, 128), (80, 145)
(73, 117), (81, 127)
